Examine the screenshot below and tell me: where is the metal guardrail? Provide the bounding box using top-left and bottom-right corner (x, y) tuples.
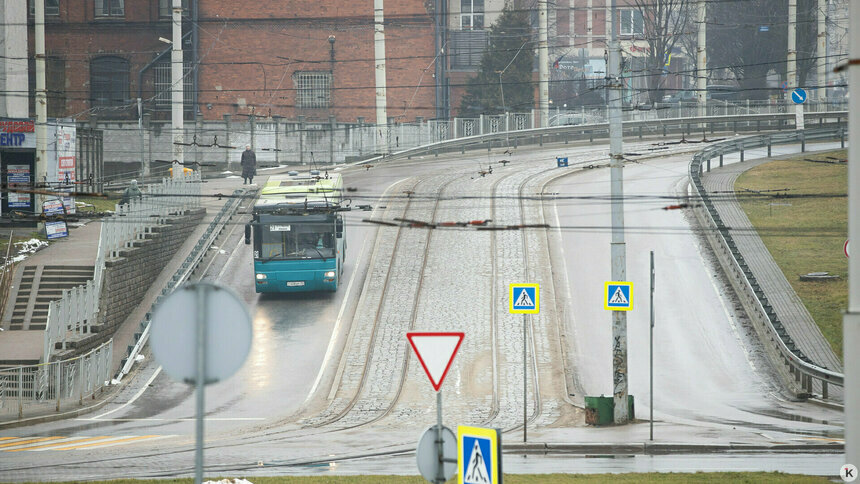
(688, 127), (845, 398)
(115, 188), (248, 382)
(357, 111), (846, 167)
(43, 173), (202, 364)
(1, 339), (112, 420)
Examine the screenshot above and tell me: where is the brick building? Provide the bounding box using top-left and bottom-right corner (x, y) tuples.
(28, 0), (437, 123)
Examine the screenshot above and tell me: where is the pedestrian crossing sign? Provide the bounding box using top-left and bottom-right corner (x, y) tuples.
(458, 425), (501, 484)
(604, 281), (633, 311)
(509, 283), (539, 314)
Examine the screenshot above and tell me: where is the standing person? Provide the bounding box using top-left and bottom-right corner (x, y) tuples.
(240, 144), (257, 185)
(120, 179), (143, 206)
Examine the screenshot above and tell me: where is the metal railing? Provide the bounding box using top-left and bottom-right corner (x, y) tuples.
(688, 127), (845, 398)
(115, 188), (248, 382)
(362, 111), (846, 166)
(43, 172), (201, 364)
(1, 339), (112, 420)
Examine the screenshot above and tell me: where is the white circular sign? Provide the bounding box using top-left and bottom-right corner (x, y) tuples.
(416, 425), (456, 483)
(150, 282), (252, 384)
(842, 463), (858, 482)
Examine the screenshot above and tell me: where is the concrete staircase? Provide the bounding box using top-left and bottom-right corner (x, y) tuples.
(6, 265), (95, 331)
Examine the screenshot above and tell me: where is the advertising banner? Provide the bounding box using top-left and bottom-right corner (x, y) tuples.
(7, 164), (31, 209)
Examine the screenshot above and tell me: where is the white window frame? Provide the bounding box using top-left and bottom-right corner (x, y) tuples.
(460, 0), (484, 30)
(619, 9), (644, 36)
(94, 0), (124, 18)
(159, 0), (189, 19)
(29, 0), (60, 16)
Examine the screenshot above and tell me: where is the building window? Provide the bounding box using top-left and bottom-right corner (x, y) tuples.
(90, 56), (129, 108)
(294, 72), (331, 109)
(94, 0), (124, 17)
(159, 0), (189, 19)
(449, 30), (488, 70)
(619, 9), (644, 36)
(460, 0), (484, 30)
(29, 0), (60, 16)
(153, 58), (193, 110)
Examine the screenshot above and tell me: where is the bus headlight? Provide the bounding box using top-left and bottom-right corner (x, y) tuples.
(324, 271), (336, 278)
(256, 273), (267, 280)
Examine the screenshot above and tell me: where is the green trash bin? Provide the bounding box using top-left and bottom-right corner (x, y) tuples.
(584, 395), (634, 425)
(584, 396), (614, 425)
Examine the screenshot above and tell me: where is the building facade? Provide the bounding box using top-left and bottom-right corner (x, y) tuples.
(27, 0), (437, 123)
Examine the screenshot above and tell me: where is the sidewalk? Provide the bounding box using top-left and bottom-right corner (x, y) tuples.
(0, 175), (248, 369)
(700, 146), (844, 380)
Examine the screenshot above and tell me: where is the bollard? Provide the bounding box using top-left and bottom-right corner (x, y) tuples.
(740, 149), (744, 162)
(719, 154), (723, 167)
(767, 144), (772, 158)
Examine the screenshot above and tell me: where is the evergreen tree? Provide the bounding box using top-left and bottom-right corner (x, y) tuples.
(459, 7), (534, 116)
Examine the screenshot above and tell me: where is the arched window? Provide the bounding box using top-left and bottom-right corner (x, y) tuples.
(90, 56), (129, 108)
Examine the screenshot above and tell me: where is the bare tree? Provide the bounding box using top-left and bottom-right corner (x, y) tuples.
(631, 0), (691, 104)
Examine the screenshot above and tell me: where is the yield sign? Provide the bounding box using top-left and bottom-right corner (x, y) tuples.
(407, 332), (465, 391)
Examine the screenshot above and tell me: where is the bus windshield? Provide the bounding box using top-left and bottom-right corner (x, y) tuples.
(258, 222), (335, 260)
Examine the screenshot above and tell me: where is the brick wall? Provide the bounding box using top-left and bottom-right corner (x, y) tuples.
(95, 208), (206, 336)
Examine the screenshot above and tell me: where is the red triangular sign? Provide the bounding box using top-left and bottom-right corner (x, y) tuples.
(406, 332), (464, 391)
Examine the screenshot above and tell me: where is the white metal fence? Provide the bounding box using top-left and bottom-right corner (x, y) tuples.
(43, 172), (201, 364)
(1, 339), (112, 420)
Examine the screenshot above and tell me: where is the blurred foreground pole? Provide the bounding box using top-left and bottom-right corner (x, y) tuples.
(845, 0), (860, 469)
(171, 0), (184, 178)
(608, 0), (628, 425)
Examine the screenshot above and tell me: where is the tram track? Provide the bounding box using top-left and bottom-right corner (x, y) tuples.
(301, 173), (458, 430)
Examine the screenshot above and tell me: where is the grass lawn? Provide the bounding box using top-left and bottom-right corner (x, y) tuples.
(735, 149), (847, 360)
(76, 195), (121, 213)
(12, 473), (832, 484)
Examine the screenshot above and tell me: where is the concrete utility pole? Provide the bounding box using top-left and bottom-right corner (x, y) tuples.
(788, 0), (804, 129)
(374, 0), (389, 153)
(607, 0), (628, 425)
(34, 0), (47, 211)
(434, 0), (446, 120)
(817, 0), (827, 99)
(696, 0), (707, 117)
(538, 0), (549, 128)
(171, 0), (184, 177)
(844, 0), (860, 471)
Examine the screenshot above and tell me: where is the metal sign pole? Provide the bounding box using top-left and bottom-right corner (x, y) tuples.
(194, 285), (207, 484)
(435, 390), (444, 484)
(650, 251), (655, 441)
(523, 313), (528, 442)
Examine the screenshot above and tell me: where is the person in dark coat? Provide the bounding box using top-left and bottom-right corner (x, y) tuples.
(240, 144), (257, 185)
(120, 179), (142, 205)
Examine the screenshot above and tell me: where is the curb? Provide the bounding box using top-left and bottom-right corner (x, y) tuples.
(501, 442), (843, 455)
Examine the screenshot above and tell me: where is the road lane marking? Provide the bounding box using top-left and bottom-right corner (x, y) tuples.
(0, 437), (63, 448)
(5, 436), (115, 452)
(308, 235), (369, 403)
(89, 366), (162, 420)
(50, 435), (162, 451)
(75, 418), (265, 422)
(0, 437), (18, 441)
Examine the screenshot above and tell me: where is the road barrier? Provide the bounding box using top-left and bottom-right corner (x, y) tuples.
(115, 188), (248, 382)
(688, 127), (845, 399)
(43, 173), (201, 364)
(0, 339), (112, 421)
(362, 111), (845, 166)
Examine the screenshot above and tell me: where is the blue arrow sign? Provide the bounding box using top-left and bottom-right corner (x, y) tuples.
(791, 88), (807, 104)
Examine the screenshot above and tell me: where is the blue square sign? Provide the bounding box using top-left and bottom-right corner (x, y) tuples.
(509, 283), (539, 314)
(604, 281), (633, 311)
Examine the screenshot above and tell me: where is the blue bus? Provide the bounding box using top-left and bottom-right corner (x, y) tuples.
(245, 172), (345, 293)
